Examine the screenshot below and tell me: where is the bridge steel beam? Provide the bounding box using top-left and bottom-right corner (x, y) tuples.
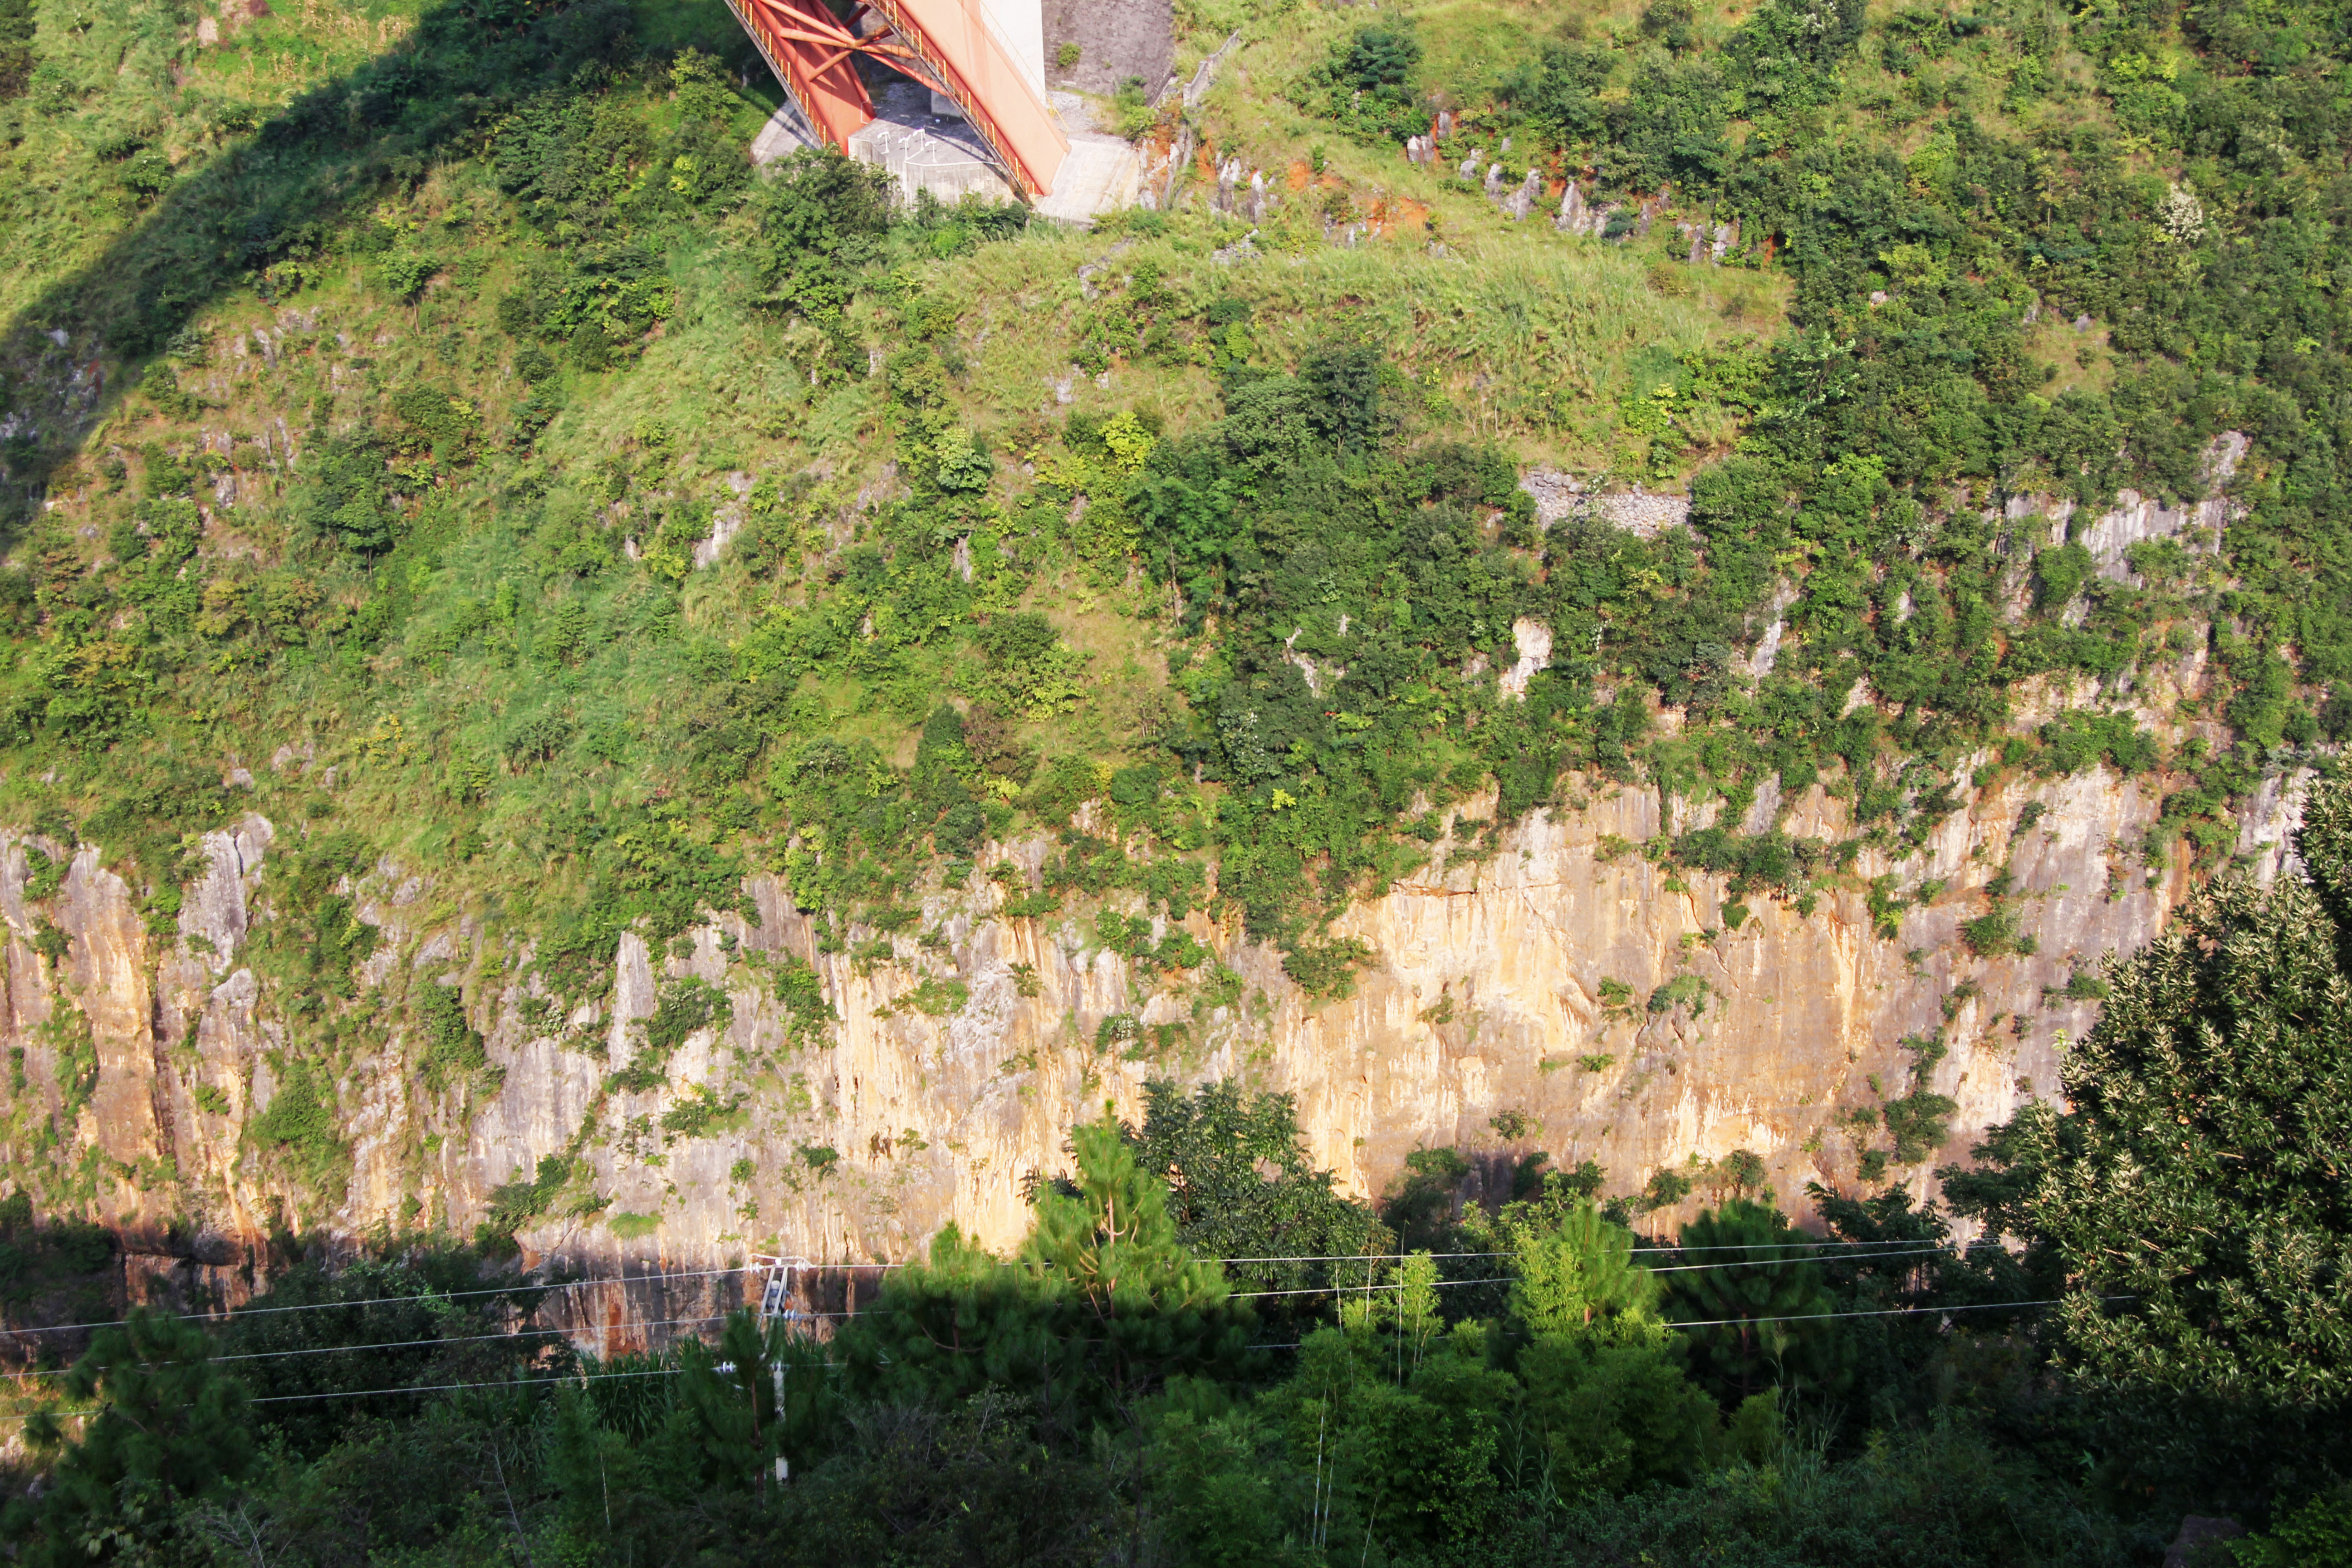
(722, 0), (1069, 199)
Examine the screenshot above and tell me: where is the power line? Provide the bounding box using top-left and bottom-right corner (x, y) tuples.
(218, 1313), (732, 1366)
(0, 1237), (2008, 1381)
(0, 1254), (1343, 1343)
(1633, 1237), (1978, 1253)
(1647, 1244), (1957, 1272)
(0, 1244), (1990, 1384)
(0, 1365), (695, 1426)
(1217, 1257), (1408, 1270)
(0, 1318), (697, 1384)
(1218, 1239), (1961, 1265)
(829, 1246), (1970, 1310)
(250, 1365), (682, 1407)
(1247, 1294), (2085, 1343)
(0, 1297), (2118, 1425)
(0, 1264), (754, 1339)
(7, 1229), (1977, 1341)
(1227, 1246), (1968, 1299)
(0, 1235), (1969, 1343)
(1669, 1295), (2102, 1329)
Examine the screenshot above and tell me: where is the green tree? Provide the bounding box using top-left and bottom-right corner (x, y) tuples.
(1959, 776), (2352, 1506)
(1022, 1115), (1256, 1408)
(1663, 1200), (1848, 1407)
(1273, 1321), (1518, 1552)
(778, 1392), (1116, 1567)
(844, 1113), (1252, 1427)
(1804, 1182), (2044, 1435)
(1127, 1078), (1384, 1324)
(1466, 1181), (1723, 1500)
(1495, 1186), (1662, 1340)
(3, 1309), (254, 1566)
(1514, 1330), (1723, 1499)
(751, 146), (894, 373)
(1145, 1383), (1321, 1568)
(837, 1221), (1073, 1411)
(549, 1385), (669, 1559)
(218, 1252), (565, 1458)
(1381, 1146), (1473, 1255)
(673, 1308), (834, 1497)
(2233, 1484), (2352, 1568)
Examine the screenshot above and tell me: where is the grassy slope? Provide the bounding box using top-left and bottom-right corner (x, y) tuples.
(0, 0), (1772, 880)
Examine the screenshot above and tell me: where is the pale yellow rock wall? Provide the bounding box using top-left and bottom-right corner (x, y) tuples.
(0, 750), (2304, 1336)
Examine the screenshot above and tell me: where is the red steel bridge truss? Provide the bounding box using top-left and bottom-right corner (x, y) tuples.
(720, 0), (1068, 198)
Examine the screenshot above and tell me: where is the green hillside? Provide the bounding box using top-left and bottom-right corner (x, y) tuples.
(2, 0), (2345, 1023)
(0, 0), (2349, 1557)
(0, 0), (1756, 994)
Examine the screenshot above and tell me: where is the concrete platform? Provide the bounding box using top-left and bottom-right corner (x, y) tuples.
(751, 77), (1139, 225)
(749, 98), (819, 166)
(1034, 90), (1141, 225)
(848, 80), (1022, 205)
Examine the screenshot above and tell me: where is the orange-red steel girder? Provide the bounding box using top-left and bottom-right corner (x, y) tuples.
(722, 0), (1068, 199)
(726, 0), (882, 151)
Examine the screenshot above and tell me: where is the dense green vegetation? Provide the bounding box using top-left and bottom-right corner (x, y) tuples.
(1939, 774), (2352, 1514)
(8, 763), (2352, 1568)
(0, 0), (2311, 1130)
(0, 0), (2340, 1072)
(1288, 0), (2352, 886)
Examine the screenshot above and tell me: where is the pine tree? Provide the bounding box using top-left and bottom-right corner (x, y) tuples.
(673, 1308), (834, 1497)
(1662, 1199), (1848, 1406)
(2, 1309), (254, 1566)
(837, 1221), (1076, 1413)
(1023, 1115), (1254, 1407)
(1492, 1187), (1721, 1498)
(1491, 1181), (1661, 1339)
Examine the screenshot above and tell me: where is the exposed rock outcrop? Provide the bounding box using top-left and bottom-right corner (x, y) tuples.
(0, 741), (2309, 1347)
(0, 461), (2305, 1338)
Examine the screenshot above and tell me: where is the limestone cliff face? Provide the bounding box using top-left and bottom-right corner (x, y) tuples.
(0, 436), (2305, 1326)
(0, 746), (2312, 1333)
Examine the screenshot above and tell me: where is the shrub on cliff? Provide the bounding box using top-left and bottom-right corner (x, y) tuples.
(1296, 24), (1428, 144)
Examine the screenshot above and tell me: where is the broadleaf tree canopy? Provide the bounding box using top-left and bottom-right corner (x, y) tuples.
(1945, 774), (2352, 1508)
